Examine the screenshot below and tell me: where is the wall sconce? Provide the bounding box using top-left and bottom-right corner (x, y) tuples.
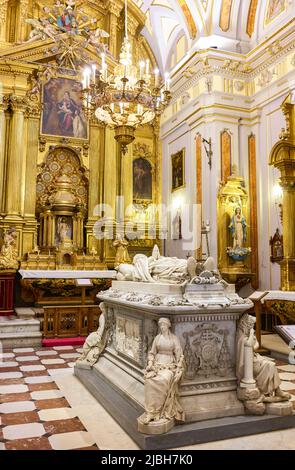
(202, 138), (213, 170)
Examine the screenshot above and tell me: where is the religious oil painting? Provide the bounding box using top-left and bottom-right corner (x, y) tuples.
(41, 78), (88, 139)
(265, 0), (285, 24)
(171, 149), (185, 192)
(133, 158), (152, 201)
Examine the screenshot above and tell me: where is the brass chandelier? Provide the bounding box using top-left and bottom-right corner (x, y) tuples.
(81, 0), (171, 154)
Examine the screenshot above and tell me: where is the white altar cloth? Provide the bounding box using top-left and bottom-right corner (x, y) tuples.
(261, 291), (295, 302)
(19, 270), (117, 279)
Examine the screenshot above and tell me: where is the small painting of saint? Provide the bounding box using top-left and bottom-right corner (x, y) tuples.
(133, 158), (152, 201)
(42, 78), (87, 139)
(171, 149), (185, 192)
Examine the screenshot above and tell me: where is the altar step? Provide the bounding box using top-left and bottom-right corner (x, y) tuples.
(0, 316), (42, 349)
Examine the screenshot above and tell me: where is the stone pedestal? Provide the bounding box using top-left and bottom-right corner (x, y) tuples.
(0, 270), (16, 315)
(76, 281), (250, 423)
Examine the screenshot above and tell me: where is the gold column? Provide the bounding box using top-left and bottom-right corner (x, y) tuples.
(108, 2), (121, 58)
(22, 101), (40, 255)
(0, 96), (8, 213)
(269, 94), (295, 291)
(248, 133), (259, 289)
(0, 0), (8, 42)
(5, 95), (27, 216)
(122, 144), (133, 218)
(77, 211), (84, 250)
(86, 120), (105, 254)
(16, 0), (29, 43)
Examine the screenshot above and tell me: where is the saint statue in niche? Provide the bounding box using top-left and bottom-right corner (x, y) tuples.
(57, 217), (71, 244)
(229, 206), (247, 249)
(227, 206), (251, 262)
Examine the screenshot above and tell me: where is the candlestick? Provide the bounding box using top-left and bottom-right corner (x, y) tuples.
(139, 61), (145, 80)
(154, 68), (159, 87)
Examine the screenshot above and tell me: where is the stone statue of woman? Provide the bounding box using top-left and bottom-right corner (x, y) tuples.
(138, 317), (185, 434)
(236, 314), (291, 402)
(76, 302), (109, 368)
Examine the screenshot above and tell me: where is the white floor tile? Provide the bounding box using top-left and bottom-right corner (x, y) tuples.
(48, 368), (73, 376)
(53, 346), (74, 351)
(279, 372), (295, 381)
(280, 381), (295, 391)
(16, 356), (39, 362)
(35, 351), (58, 357)
(0, 353), (15, 359)
(59, 353), (80, 359)
(20, 365), (46, 372)
(41, 359), (65, 365)
(67, 362), (76, 368)
(0, 372), (23, 379)
(30, 390), (64, 400)
(24, 376), (53, 384)
(38, 407), (77, 421)
(49, 431), (95, 450)
(0, 401), (36, 414)
(0, 384), (28, 394)
(0, 362), (18, 368)
(13, 348), (35, 353)
(3, 423), (45, 440)
(76, 348), (83, 353)
(277, 365), (295, 373)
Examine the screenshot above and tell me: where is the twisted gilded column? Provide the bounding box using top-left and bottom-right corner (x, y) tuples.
(269, 94), (295, 290)
(5, 95), (27, 217)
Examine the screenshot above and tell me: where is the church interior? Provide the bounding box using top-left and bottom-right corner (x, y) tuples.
(1, 0), (295, 452)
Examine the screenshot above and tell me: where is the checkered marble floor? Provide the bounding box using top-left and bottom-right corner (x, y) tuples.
(0, 345), (98, 450)
(1, 348), (295, 450)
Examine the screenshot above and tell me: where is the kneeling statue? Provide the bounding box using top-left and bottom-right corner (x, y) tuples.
(236, 314), (291, 414)
(138, 317), (185, 434)
(76, 302), (108, 368)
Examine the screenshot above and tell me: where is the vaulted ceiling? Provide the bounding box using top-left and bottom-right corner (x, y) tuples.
(132, 0), (294, 72)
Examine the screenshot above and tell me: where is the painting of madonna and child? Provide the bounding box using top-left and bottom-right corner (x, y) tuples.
(41, 78), (87, 139)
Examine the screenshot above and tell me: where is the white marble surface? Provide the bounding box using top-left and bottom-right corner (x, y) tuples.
(30, 390), (64, 400)
(13, 348), (35, 353)
(38, 408), (77, 422)
(48, 431), (95, 450)
(16, 356), (39, 362)
(3, 423), (45, 440)
(0, 384), (28, 394)
(19, 270), (116, 279)
(20, 365), (46, 372)
(0, 401), (36, 414)
(35, 350), (58, 356)
(53, 346), (74, 351)
(41, 358), (65, 365)
(24, 375), (53, 384)
(0, 372), (23, 379)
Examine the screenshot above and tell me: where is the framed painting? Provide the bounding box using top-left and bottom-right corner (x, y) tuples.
(41, 77), (88, 140)
(133, 157), (152, 201)
(171, 149), (185, 192)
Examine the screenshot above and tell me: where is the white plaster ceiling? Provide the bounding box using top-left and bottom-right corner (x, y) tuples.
(134, 0), (295, 73)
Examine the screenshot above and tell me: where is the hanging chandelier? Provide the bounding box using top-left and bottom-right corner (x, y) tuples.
(81, 0), (171, 153)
